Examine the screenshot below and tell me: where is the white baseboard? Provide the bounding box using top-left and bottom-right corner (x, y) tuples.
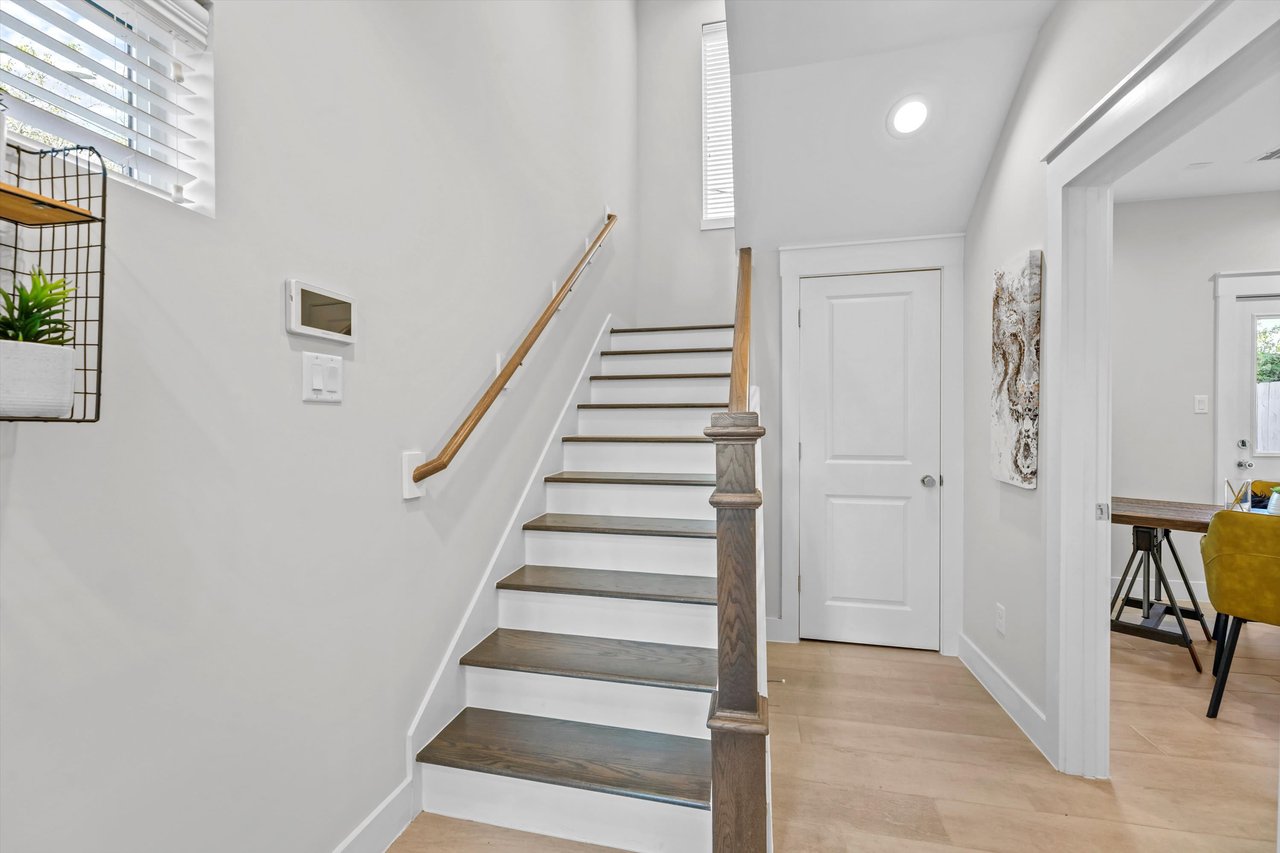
(331, 778), (417, 853)
(957, 632), (1054, 766)
(766, 616), (795, 643)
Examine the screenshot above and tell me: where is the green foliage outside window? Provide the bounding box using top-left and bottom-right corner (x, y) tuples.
(1258, 321), (1280, 384)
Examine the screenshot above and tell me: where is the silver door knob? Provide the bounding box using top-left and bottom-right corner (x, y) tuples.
(921, 475), (938, 487)
(1238, 460), (1255, 469)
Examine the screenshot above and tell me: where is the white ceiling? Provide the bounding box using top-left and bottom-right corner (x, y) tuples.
(729, 0), (1056, 75)
(727, 0), (1056, 245)
(1114, 72), (1280, 202)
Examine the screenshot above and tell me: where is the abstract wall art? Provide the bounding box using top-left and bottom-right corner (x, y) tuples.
(991, 249), (1043, 490)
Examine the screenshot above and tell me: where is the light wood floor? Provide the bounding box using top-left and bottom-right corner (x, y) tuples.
(391, 621), (1279, 851)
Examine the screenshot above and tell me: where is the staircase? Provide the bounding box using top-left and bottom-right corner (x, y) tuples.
(416, 322), (735, 852)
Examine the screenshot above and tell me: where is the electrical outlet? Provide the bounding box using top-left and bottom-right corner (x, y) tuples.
(995, 603), (1007, 637)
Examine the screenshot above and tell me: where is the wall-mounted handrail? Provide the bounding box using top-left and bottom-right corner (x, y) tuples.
(728, 247), (751, 412)
(413, 213), (617, 482)
(706, 246), (769, 850)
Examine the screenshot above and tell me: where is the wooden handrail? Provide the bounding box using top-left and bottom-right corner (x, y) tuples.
(728, 247), (751, 412)
(706, 245), (768, 851)
(413, 213), (617, 482)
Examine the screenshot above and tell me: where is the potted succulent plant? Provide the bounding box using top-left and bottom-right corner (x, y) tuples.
(0, 268), (76, 418)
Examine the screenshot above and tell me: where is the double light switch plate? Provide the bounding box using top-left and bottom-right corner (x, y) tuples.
(302, 352), (343, 403)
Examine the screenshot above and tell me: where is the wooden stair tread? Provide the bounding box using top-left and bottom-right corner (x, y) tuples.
(417, 708), (712, 809)
(523, 513), (716, 539)
(611, 323), (733, 334)
(498, 564), (716, 605)
(578, 402), (728, 409)
(563, 434), (711, 443)
(589, 372), (729, 381)
(461, 629), (717, 691)
(600, 347), (732, 356)
(546, 470), (715, 487)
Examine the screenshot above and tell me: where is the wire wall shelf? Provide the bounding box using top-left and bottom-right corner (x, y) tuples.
(1, 142), (107, 422)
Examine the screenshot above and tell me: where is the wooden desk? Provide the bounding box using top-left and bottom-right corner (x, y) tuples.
(1109, 496), (1219, 670)
(1111, 497), (1221, 534)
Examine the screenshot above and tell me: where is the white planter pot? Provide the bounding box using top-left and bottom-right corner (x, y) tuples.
(0, 340), (75, 418)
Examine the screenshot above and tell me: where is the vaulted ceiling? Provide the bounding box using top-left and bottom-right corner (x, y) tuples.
(730, 0), (1056, 75)
(727, 0), (1055, 245)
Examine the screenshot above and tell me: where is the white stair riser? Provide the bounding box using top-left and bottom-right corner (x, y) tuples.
(591, 377), (729, 404)
(499, 590), (717, 647)
(600, 351), (731, 375)
(577, 407), (722, 435)
(546, 482), (715, 519)
(465, 667), (711, 740)
(524, 530), (716, 575)
(609, 329), (732, 351)
(563, 441), (714, 473)
(420, 764), (712, 853)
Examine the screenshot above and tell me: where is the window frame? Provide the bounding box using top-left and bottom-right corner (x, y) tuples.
(701, 20), (734, 231)
(1, 0), (215, 213)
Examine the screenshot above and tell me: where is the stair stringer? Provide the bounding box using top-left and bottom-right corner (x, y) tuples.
(404, 314), (613, 792)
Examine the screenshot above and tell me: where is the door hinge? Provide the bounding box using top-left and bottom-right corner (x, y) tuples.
(798, 442), (802, 460)
(797, 574), (802, 592)
(797, 308), (802, 328)
(1096, 502), (1111, 521)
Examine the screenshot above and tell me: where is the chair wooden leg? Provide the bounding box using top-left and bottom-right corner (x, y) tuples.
(1208, 617), (1246, 719)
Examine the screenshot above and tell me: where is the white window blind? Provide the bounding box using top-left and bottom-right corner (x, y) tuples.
(1, 0), (211, 203)
(701, 20), (733, 228)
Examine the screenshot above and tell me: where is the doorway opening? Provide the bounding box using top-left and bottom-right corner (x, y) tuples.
(1043, 2), (1280, 778)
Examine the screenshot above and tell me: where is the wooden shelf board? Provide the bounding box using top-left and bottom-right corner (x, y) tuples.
(0, 183), (100, 226)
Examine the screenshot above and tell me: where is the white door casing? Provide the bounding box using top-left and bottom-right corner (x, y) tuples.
(777, 235), (965, 654)
(1214, 272), (1280, 492)
(1043, 1), (1280, 779)
(798, 270), (943, 649)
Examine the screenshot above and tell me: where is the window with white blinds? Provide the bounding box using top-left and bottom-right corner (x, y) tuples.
(701, 20), (733, 229)
(1, 0), (213, 206)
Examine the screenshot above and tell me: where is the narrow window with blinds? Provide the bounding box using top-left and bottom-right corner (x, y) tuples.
(701, 20), (733, 230)
(1, 0), (213, 209)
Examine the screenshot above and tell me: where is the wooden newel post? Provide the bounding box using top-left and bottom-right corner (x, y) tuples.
(706, 410), (768, 852)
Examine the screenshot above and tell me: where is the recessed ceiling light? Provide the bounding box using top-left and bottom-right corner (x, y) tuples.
(888, 96), (929, 137)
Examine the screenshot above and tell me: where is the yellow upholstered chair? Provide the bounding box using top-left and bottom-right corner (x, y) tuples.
(1201, 510), (1280, 717)
(1250, 480), (1280, 502)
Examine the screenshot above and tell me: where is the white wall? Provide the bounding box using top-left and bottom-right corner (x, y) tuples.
(727, 3), (1043, 625)
(0, 3), (639, 851)
(1111, 191), (1280, 595)
(962, 0), (1202, 721)
(636, 0), (737, 324)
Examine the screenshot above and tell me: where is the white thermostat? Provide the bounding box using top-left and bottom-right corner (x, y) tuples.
(287, 279), (356, 343)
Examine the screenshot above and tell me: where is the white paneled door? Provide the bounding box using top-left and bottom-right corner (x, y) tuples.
(798, 270), (942, 649)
